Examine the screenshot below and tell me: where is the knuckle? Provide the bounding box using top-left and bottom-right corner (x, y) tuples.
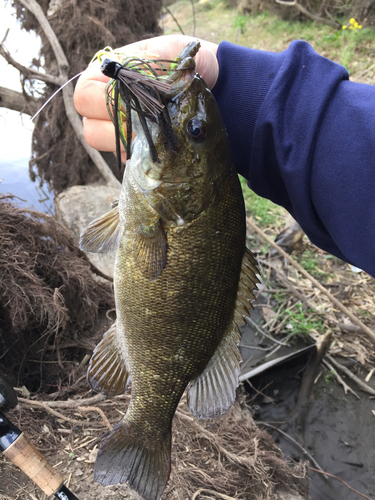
(82, 118), (97, 148)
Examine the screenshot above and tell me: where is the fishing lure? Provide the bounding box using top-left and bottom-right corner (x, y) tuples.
(32, 46), (196, 176)
(94, 48), (181, 172)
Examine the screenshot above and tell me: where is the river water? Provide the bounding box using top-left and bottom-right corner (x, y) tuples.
(0, 157), (54, 214)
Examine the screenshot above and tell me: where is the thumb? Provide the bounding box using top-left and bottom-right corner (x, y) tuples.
(117, 35), (219, 89)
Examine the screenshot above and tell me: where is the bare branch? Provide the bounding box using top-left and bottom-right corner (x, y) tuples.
(326, 354), (375, 396)
(19, 0), (69, 74)
(275, 0), (341, 28)
(19, 0), (121, 188)
(0, 86), (41, 116)
(61, 82), (121, 187)
(0, 44), (63, 86)
(163, 7), (185, 35)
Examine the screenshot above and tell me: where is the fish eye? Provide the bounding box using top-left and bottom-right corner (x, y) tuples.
(186, 117), (206, 143)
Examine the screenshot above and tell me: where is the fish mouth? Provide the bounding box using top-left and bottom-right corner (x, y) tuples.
(138, 174), (203, 192)
(165, 47), (197, 99)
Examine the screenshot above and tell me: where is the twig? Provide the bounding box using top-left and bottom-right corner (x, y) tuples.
(176, 411), (256, 469)
(18, 393), (106, 408)
(287, 330), (332, 424)
(354, 63), (375, 80)
(257, 421), (326, 476)
(164, 6), (185, 35)
(192, 489), (237, 500)
(275, 0), (341, 28)
(78, 406), (112, 430)
(19, 399), (88, 426)
(247, 217), (375, 344)
(19, 0), (121, 188)
(0, 44), (63, 86)
(18, 397), (113, 427)
(247, 381), (277, 406)
(245, 316), (290, 346)
(329, 320), (361, 334)
(1, 27), (9, 45)
(190, 0), (196, 36)
(322, 360), (360, 399)
(326, 355), (375, 396)
(309, 467), (375, 500)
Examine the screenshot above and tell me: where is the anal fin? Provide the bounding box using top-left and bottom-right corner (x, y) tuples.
(234, 246), (260, 327)
(88, 322), (130, 397)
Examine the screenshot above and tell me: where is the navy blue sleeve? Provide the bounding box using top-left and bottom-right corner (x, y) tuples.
(212, 40), (375, 277)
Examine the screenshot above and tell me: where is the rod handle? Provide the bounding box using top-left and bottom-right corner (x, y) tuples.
(3, 433), (64, 496)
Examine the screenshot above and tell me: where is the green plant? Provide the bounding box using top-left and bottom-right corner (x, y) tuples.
(340, 18), (362, 70)
(300, 249), (318, 274)
(239, 176), (282, 226)
(234, 13), (249, 34)
(283, 303), (324, 337)
(300, 248), (334, 280)
(324, 370), (335, 385)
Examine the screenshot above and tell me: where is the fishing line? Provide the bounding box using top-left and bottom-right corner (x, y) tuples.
(31, 72), (83, 121)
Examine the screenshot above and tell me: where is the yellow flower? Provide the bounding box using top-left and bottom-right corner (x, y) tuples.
(350, 18), (355, 24)
(342, 25), (347, 29)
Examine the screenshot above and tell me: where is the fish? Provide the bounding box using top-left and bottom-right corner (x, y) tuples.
(79, 41), (259, 500)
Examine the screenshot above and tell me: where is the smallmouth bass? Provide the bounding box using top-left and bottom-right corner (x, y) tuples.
(80, 42), (259, 500)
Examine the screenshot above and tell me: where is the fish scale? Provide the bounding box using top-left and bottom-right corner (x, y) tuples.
(80, 41), (259, 500)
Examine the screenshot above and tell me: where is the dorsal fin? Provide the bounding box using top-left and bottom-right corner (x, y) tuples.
(187, 322), (242, 419)
(187, 247), (259, 419)
(234, 247), (260, 327)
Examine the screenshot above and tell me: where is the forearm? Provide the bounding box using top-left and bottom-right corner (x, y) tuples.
(213, 41), (375, 277)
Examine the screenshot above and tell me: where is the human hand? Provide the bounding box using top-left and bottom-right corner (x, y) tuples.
(74, 34), (219, 162)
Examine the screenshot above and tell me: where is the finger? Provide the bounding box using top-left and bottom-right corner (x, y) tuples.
(74, 61), (109, 119)
(83, 117), (119, 152)
(121, 35), (219, 89)
(121, 35), (198, 64)
(83, 117), (136, 154)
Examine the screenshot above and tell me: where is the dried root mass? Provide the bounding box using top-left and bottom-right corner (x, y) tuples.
(166, 403), (308, 500)
(0, 197), (114, 389)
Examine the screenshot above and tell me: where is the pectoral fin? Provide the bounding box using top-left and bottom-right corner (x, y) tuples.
(134, 220), (167, 280)
(88, 322), (130, 397)
(80, 202), (120, 254)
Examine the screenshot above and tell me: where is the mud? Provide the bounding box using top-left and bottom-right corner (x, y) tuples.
(245, 349), (375, 500)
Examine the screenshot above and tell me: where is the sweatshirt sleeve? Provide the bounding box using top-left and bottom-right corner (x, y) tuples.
(212, 40), (375, 277)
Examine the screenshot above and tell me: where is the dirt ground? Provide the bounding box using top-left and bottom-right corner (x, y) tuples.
(0, 394), (308, 500)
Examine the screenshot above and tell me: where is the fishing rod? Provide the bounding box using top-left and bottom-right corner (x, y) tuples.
(0, 375), (79, 500)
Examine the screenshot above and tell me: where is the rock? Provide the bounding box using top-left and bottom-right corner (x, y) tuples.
(55, 184), (120, 278)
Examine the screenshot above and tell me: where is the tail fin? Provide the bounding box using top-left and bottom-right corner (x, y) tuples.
(94, 420), (171, 500)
